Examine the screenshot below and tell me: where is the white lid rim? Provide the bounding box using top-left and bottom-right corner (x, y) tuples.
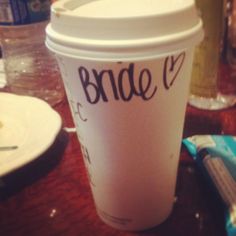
(46, 20), (203, 53)
(46, 25), (203, 61)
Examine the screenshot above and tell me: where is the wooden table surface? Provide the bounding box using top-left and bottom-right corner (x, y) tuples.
(0, 90), (236, 236)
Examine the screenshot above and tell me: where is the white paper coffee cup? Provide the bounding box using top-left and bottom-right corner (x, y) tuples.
(46, 0), (203, 231)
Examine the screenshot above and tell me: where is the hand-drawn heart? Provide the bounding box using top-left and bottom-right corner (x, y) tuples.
(163, 52), (186, 90)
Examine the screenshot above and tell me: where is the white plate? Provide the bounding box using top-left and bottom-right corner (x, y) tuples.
(0, 93), (62, 176)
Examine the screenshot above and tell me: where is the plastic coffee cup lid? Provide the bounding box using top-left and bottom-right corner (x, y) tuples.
(46, 0), (203, 59)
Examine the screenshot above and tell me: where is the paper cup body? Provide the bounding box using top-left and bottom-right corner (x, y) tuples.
(46, 0), (203, 231)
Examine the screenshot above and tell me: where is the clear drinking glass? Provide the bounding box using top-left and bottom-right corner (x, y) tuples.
(189, 0), (236, 110)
